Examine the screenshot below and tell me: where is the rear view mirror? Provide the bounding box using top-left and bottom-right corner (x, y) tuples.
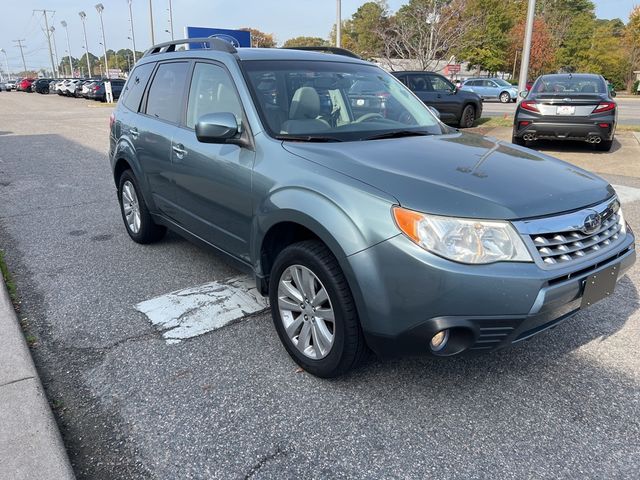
(195, 112), (239, 143)
(519, 90), (528, 98)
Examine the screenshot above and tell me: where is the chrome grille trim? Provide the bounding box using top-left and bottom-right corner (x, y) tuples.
(513, 197), (625, 268)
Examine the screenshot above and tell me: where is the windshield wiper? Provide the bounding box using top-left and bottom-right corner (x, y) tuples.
(364, 130), (433, 141)
(275, 134), (344, 143)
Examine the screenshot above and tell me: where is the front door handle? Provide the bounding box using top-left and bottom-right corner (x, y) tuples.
(172, 144), (187, 159)
(129, 127), (139, 139)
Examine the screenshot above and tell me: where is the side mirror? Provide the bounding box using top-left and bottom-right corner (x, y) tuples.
(611, 91), (617, 98)
(428, 106), (441, 120)
(519, 90), (528, 99)
(195, 112), (239, 143)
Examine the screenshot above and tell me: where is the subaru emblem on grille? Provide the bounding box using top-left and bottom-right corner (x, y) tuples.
(581, 213), (601, 234)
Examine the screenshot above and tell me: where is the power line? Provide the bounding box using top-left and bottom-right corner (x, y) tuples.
(33, 9), (56, 77)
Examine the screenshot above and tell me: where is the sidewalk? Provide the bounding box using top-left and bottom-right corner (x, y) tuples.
(0, 281), (75, 479)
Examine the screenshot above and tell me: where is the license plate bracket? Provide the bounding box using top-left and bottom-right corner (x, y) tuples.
(557, 105), (575, 116)
(581, 264), (619, 308)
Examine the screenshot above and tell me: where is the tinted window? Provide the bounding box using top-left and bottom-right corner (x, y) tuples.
(429, 75), (453, 92)
(186, 63), (243, 129)
(532, 75), (606, 94)
(408, 75), (430, 92)
(122, 62), (155, 112)
(145, 62), (189, 123)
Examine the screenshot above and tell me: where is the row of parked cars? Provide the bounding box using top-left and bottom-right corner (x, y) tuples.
(2, 77), (125, 102)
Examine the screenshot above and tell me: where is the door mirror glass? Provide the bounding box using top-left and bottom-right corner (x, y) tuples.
(519, 90), (528, 98)
(611, 90), (617, 98)
(195, 112), (239, 143)
(427, 106), (441, 120)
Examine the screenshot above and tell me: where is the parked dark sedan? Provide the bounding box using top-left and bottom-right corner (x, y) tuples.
(88, 79), (125, 102)
(391, 71), (483, 128)
(33, 78), (52, 94)
(513, 74), (617, 151)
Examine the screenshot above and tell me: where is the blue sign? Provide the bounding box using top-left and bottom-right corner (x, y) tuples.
(184, 26), (251, 49)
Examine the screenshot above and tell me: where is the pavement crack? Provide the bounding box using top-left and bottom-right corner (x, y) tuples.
(0, 376), (35, 388)
(100, 331), (159, 352)
(244, 445), (287, 479)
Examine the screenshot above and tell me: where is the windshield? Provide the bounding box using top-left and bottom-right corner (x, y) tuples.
(532, 75), (606, 95)
(242, 60), (446, 141)
(493, 78), (512, 87)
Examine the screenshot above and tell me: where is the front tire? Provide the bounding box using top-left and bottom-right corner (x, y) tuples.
(499, 92), (511, 103)
(269, 240), (368, 378)
(459, 104), (476, 128)
(118, 170), (166, 244)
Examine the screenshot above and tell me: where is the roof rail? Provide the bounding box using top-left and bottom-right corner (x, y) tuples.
(281, 46), (362, 60)
(143, 37), (237, 57)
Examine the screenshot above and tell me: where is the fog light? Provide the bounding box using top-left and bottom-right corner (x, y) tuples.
(430, 330), (449, 352)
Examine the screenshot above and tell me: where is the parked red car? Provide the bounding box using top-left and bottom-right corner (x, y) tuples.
(17, 78), (35, 92)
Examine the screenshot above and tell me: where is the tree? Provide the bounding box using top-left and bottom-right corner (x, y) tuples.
(579, 19), (630, 89)
(508, 18), (556, 79)
(456, 0), (522, 74)
(349, 1), (389, 57)
(625, 6), (640, 89)
(378, 0), (474, 71)
(240, 28), (276, 48)
(282, 36), (328, 48)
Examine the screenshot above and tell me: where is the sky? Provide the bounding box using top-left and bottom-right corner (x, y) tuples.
(0, 0), (637, 73)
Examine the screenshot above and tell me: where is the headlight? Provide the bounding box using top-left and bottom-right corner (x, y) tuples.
(392, 206), (532, 264)
(618, 205), (626, 235)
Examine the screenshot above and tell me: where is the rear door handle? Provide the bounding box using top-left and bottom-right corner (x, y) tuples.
(172, 144), (187, 159)
(129, 127), (139, 139)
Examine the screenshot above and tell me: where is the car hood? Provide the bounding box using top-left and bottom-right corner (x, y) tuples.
(282, 132), (613, 220)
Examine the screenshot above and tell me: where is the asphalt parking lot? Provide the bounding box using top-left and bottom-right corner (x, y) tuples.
(1, 92), (639, 479)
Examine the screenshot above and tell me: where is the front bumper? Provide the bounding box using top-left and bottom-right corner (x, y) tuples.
(346, 231), (635, 357)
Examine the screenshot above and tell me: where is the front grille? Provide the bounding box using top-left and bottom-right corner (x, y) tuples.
(530, 210), (622, 266)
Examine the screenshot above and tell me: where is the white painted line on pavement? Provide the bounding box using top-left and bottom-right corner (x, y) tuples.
(136, 276), (268, 344)
(612, 184), (640, 204)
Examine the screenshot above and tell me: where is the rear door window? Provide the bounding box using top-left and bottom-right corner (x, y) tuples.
(121, 62), (155, 112)
(145, 62), (190, 124)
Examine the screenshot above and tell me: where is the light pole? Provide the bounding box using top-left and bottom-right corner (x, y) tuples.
(517, 0), (536, 103)
(95, 4), (109, 78)
(49, 26), (61, 77)
(127, 0), (137, 63)
(79, 11), (92, 76)
(149, 0), (155, 45)
(336, 0), (341, 48)
(61, 21), (74, 78)
(0, 48), (9, 80)
(168, 0), (174, 40)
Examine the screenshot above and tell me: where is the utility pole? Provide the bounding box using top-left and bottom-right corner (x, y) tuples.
(79, 11), (92, 76)
(336, 0), (341, 48)
(49, 27), (60, 77)
(12, 40), (27, 74)
(168, 0), (174, 40)
(517, 0), (536, 103)
(128, 0), (138, 63)
(149, 0), (156, 45)
(34, 10), (57, 79)
(61, 21), (74, 78)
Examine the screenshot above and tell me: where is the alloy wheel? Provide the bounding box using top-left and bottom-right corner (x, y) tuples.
(277, 264), (335, 360)
(121, 180), (141, 234)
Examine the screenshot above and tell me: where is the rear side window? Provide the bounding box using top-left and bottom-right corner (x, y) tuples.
(121, 62), (155, 112)
(145, 62), (189, 124)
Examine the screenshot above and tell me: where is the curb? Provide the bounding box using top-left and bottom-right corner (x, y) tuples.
(0, 280), (75, 479)
(633, 132), (640, 146)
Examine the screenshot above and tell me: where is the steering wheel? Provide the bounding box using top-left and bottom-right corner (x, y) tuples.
(355, 113), (384, 123)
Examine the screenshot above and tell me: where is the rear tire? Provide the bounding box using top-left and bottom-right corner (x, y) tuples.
(117, 170), (166, 244)
(499, 92), (511, 103)
(595, 139), (613, 152)
(458, 104), (476, 128)
(269, 240), (368, 378)
(512, 135), (526, 146)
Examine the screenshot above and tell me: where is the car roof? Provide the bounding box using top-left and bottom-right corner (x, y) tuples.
(538, 73), (603, 80)
(391, 71), (438, 75)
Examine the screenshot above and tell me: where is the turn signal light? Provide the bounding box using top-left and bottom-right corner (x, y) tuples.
(592, 102), (616, 113)
(520, 100), (539, 113)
